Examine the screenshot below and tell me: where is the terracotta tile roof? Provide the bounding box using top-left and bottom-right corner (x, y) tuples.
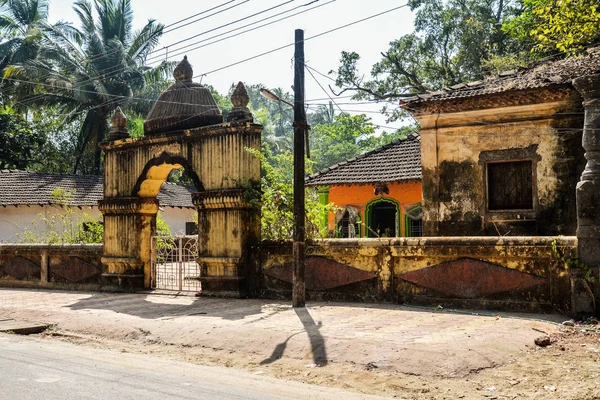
(156, 182), (195, 208)
(305, 134), (421, 186)
(402, 48), (600, 107)
(0, 170), (194, 208)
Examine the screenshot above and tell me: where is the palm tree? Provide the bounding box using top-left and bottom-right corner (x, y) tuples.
(5, 0), (171, 173)
(0, 0), (60, 106)
(0, 0), (49, 69)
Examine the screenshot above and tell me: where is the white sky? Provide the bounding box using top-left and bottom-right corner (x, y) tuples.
(48, 0), (415, 131)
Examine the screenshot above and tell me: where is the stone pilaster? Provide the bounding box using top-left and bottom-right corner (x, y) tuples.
(192, 188), (260, 296)
(98, 197), (159, 289)
(572, 74), (600, 314)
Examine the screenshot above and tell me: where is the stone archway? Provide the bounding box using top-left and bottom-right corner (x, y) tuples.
(99, 58), (261, 295)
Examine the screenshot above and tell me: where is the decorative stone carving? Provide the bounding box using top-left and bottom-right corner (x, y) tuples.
(397, 258), (547, 298)
(228, 82), (253, 122)
(264, 257), (376, 291)
(192, 189), (251, 210)
(0, 256), (40, 280)
(108, 107), (129, 140)
(173, 55), (193, 82)
(571, 73), (600, 314)
(98, 197), (159, 215)
(144, 56), (223, 135)
(51, 257), (100, 283)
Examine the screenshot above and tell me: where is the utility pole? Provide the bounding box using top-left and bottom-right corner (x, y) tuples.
(293, 29), (307, 308)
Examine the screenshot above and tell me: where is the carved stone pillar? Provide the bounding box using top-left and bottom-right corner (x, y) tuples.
(99, 198), (159, 289)
(572, 74), (600, 313)
(228, 82), (253, 123)
(193, 189), (260, 297)
(108, 107), (129, 140)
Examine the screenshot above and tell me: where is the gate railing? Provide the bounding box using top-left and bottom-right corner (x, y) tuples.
(151, 235), (200, 292)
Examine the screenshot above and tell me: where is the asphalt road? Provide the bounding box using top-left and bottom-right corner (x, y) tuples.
(0, 334), (386, 400)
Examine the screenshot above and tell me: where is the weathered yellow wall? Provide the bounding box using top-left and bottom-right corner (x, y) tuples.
(260, 236), (576, 311)
(100, 121), (262, 290)
(416, 95), (584, 236)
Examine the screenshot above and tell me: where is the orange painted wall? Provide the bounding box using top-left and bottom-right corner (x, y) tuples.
(326, 181), (422, 237)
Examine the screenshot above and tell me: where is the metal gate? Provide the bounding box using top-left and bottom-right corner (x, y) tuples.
(151, 236), (201, 292)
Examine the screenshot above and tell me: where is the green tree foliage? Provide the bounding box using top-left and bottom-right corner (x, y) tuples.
(311, 113), (374, 171)
(311, 113), (415, 171)
(332, 0), (522, 121)
(245, 84), (294, 154)
(0, 105), (45, 169)
(156, 212), (171, 237)
(0, 0), (48, 72)
(503, 0), (600, 55)
(4, 0), (171, 174)
(248, 147), (335, 240)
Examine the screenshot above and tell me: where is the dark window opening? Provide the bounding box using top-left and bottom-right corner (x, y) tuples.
(185, 222), (198, 235)
(369, 202), (397, 237)
(407, 218), (422, 237)
(338, 210), (360, 238)
(487, 161), (533, 210)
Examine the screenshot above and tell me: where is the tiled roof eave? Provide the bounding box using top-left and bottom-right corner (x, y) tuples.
(306, 176), (422, 186)
(404, 83), (572, 108)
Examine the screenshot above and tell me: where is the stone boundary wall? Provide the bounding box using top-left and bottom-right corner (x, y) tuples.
(0, 244), (105, 291)
(258, 236), (578, 312)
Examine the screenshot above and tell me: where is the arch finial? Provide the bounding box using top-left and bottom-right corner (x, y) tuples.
(228, 81), (253, 123)
(109, 106), (129, 140)
(173, 55), (193, 81)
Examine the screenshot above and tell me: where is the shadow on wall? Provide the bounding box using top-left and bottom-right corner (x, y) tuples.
(260, 307), (328, 366)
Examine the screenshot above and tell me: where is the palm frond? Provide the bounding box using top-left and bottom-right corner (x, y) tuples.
(73, 0), (96, 38)
(142, 60), (174, 84)
(0, 15), (21, 34)
(43, 20), (84, 47)
(128, 19), (163, 63)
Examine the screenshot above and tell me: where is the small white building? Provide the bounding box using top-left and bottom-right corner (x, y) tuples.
(0, 170), (196, 243)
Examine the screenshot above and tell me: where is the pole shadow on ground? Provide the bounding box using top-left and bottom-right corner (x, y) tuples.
(260, 307), (328, 366)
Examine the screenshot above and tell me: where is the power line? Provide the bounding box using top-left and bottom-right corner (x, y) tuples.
(0, 76), (225, 108)
(2, 73), (585, 133)
(12, 2), (404, 107)
(194, 3), (410, 78)
(30, 0), (251, 89)
(67, 0), (247, 66)
(304, 62), (406, 132)
(305, 64), (344, 114)
(305, 63), (336, 82)
(305, 95), (355, 101)
(17, 0), (333, 105)
(163, 0), (246, 32)
(159, 0), (295, 52)
(146, 0), (334, 63)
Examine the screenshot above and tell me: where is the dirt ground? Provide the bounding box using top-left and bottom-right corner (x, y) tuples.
(1, 289), (600, 399)
(37, 327), (600, 400)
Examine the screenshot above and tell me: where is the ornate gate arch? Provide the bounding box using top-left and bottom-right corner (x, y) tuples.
(99, 57), (261, 296)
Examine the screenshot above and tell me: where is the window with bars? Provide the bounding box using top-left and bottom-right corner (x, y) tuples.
(338, 211), (360, 238)
(487, 161), (533, 210)
(407, 218), (423, 237)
